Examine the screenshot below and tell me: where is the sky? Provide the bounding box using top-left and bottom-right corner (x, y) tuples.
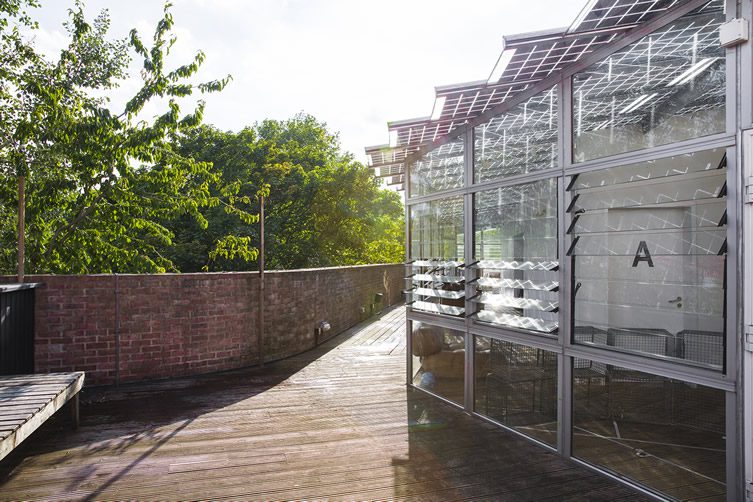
(27, 0), (584, 164)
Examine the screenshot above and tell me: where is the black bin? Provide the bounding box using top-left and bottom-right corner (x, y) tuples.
(0, 283), (39, 375)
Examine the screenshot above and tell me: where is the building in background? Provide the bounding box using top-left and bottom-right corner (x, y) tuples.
(366, 1), (753, 500)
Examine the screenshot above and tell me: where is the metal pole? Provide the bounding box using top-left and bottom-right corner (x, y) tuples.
(258, 194), (265, 367)
(114, 273), (120, 386)
(17, 175), (25, 283)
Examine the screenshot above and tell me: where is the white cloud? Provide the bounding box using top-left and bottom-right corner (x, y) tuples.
(28, 0), (584, 162)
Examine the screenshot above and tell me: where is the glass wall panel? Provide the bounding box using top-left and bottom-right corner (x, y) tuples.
(409, 196), (464, 262)
(472, 178), (559, 334)
(407, 259), (466, 317)
(572, 1), (726, 162)
(409, 135), (464, 197)
(474, 86), (558, 183)
(474, 337), (557, 447)
(573, 360), (726, 500)
(411, 322), (465, 405)
(569, 149), (726, 369)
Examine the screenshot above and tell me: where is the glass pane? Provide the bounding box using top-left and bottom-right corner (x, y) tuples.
(409, 196), (464, 262)
(572, 0), (726, 162)
(474, 337), (557, 447)
(569, 149), (726, 369)
(409, 135), (464, 197)
(407, 259), (466, 318)
(411, 322), (465, 405)
(473, 178), (559, 334)
(573, 361), (726, 500)
(474, 86), (558, 183)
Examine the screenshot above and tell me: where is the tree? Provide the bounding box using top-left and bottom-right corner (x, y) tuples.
(167, 114), (404, 272)
(0, 1), (250, 274)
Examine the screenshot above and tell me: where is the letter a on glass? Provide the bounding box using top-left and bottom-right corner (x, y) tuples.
(632, 240), (654, 268)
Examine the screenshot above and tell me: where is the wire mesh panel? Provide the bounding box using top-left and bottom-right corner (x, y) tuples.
(573, 360), (726, 500)
(475, 337), (558, 447)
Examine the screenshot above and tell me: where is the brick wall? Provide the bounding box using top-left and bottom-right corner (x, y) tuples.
(1, 264), (403, 385)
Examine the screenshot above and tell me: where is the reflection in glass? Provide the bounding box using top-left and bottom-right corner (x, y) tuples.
(474, 86), (558, 183)
(410, 196), (464, 262)
(407, 259), (466, 317)
(474, 337), (557, 447)
(411, 322), (465, 405)
(573, 361), (726, 500)
(572, 0), (725, 162)
(569, 149), (726, 369)
(473, 179), (558, 334)
(409, 136), (464, 197)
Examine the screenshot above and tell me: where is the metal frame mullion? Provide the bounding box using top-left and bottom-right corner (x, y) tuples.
(469, 323), (561, 353)
(464, 128), (475, 413)
(727, 390), (743, 502)
(725, 2), (744, 499)
(468, 167), (561, 194)
(742, 0), (753, 130)
(561, 73), (573, 170)
(406, 309), (466, 331)
(558, 174), (573, 459)
(558, 73), (574, 459)
(407, 186), (467, 205)
(405, 158), (412, 386)
(741, 128), (753, 501)
(406, 318), (413, 386)
(564, 343), (736, 391)
(565, 133), (736, 175)
(726, 140), (743, 502)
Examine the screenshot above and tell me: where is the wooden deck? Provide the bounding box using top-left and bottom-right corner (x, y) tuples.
(0, 306), (648, 501)
(0, 372), (83, 462)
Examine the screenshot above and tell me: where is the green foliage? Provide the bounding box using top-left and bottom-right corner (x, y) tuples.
(0, 1), (249, 274)
(166, 114), (405, 272)
(0, 2), (402, 274)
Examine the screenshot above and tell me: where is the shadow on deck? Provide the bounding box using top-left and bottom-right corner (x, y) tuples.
(0, 305), (648, 501)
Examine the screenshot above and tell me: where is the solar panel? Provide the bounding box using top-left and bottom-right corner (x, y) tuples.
(569, 0), (680, 34)
(366, 0), (720, 191)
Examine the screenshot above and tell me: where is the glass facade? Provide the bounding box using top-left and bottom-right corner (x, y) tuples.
(573, 360), (726, 500)
(474, 87), (558, 183)
(402, 1), (737, 499)
(411, 322), (465, 405)
(409, 135), (464, 197)
(572, 1), (726, 162)
(409, 196), (464, 262)
(475, 337), (557, 447)
(473, 179), (558, 334)
(569, 148), (727, 368)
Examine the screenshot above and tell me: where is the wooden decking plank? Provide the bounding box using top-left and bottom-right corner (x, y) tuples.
(0, 372), (84, 462)
(0, 307), (649, 501)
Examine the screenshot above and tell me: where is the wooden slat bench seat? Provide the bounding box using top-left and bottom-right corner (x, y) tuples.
(0, 372), (84, 462)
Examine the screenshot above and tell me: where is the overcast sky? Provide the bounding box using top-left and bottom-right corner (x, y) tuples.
(28, 0), (584, 163)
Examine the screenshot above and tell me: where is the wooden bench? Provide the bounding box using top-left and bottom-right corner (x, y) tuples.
(0, 372), (85, 462)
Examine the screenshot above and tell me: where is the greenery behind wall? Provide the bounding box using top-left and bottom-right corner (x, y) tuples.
(0, 0), (404, 274)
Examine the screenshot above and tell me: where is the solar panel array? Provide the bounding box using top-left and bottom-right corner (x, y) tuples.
(366, 0), (718, 191)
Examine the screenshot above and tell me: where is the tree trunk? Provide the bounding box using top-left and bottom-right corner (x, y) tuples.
(17, 175), (25, 283)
